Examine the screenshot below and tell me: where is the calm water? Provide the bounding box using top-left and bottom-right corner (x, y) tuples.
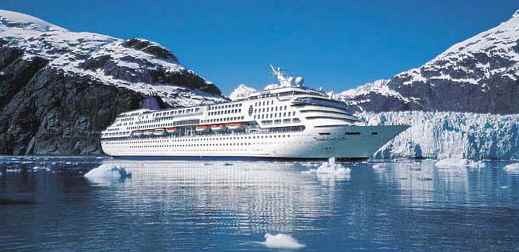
(1, 157), (519, 251)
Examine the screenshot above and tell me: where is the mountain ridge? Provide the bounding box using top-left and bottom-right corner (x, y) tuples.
(0, 10), (225, 155)
(340, 10), (519, 114)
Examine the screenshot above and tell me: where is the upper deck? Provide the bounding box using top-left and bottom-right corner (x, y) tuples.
(101, 66), (364, 139)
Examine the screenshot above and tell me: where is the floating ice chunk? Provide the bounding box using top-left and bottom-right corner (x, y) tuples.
(435, 158), (485, 169)
(372, 163), (386, 170)
(504, 163), (519, 173)
(299, 162), (317, 168)
(84, 164), (132, 183)
(5, 168), (21, 173)
(302, 157), (351, 177)
(32, 166), (50, 172)
(261, 233), (305, 250)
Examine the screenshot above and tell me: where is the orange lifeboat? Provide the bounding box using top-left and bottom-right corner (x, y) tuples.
(226, 123), (243, 130)
(210, 124), (226, 132)
(195, 125), (209, 132)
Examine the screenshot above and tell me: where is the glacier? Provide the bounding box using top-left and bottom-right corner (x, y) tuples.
(359, 111), (519, 160)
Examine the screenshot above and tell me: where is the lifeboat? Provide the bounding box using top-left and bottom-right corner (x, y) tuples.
(165, 127), (176, 134)
(195, 125), (209, 132)
(132, 131), (143, 137)
(153, 128), (166, 136)
(226, 123), (243, 130)
(210, 124), (226, 132)
(143, 130), (153, 136)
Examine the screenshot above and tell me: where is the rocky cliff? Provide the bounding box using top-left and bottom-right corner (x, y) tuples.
(340, 10), (519, 114)
(0, 10), (225, 155)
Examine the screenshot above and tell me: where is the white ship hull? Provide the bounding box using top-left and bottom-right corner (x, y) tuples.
(102, 125), (407, 159)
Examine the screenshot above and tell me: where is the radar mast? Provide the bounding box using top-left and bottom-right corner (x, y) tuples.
(269, 65), (304, 87)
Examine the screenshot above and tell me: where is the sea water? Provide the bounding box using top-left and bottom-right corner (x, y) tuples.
(1, 156), (519, 251)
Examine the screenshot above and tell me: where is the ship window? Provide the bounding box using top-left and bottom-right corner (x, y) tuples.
(371, 132), (378, 135)
(345, 132), (361, 135)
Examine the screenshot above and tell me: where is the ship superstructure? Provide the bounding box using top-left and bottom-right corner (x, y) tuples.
(101, 66), (408, 159)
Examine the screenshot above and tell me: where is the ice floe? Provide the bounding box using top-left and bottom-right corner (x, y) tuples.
(5, 168), (21, 173)
(260, 233), (305, 250)
(372, 163), (387, 171)
(32, 166), (51, 172)
(504, 163), (519, 173)
(434, 158), (486, 169)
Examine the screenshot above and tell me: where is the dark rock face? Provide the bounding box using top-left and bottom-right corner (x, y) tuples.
(122, 38), (178, 61)
(0, 46), (173, 155)
(385, 63), (519, 115)
(78, 38), (221, 97)
(0, 40), (219, 155)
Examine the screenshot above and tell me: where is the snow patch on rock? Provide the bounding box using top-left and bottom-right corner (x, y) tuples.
(340, 79), (410, 102)
(0, 10), (66, 32)
(229, 84), (257, 100)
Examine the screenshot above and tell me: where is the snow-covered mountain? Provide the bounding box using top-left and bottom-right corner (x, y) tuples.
(338, 79), (421, 112)
(0, 10), (225, 155)
(229, 84), (257, 100)
(0, 10), (223, 106)
(360, 111), (519, 160)
(341, 10), (519, 114)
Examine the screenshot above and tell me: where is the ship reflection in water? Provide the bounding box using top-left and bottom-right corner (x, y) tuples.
(1, 158), (519, 251)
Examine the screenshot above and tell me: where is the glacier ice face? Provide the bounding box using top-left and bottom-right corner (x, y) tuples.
(359, 111), (519, 160)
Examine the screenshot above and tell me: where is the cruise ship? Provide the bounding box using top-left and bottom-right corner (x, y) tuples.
(101, 66), (409, 159)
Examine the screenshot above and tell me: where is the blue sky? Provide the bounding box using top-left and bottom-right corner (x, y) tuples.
(2, 1), (518, 94)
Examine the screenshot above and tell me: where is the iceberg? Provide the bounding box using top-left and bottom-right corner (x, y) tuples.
(260, 233), (305, 250)
(84, 164), (132, 183)
(302, 157), (351, 177)
(359, 111), (519, 160)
